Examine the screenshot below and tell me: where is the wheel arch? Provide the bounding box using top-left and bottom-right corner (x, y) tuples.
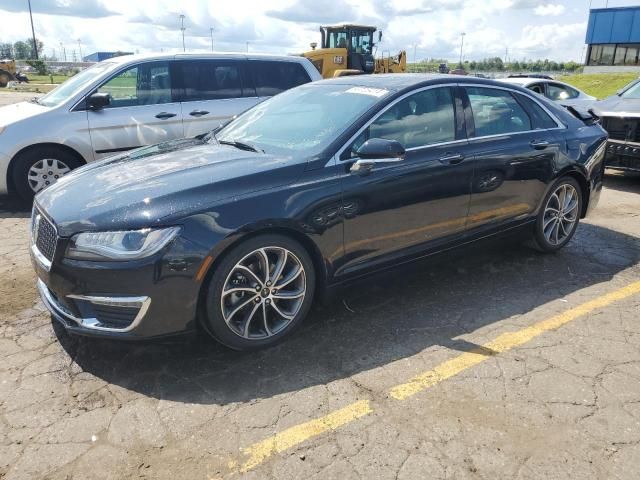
(195, 225), (329, 321)
(558, 167), (590, 218)
(7, 143), (86, 193)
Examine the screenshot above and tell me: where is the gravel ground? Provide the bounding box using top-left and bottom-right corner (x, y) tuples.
(1, 90), (640, 479)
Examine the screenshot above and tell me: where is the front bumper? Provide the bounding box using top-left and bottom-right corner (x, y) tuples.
(31, 227), (207, 339)
(37, 279), (151, 333)
(605, 140), (640, 172)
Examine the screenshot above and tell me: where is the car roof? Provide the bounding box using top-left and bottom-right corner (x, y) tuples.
(499, 77), (540, 86)
(104, 51), (310, 65)
(315, 73), (521, 92)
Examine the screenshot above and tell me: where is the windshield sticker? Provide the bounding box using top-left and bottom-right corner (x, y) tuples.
(345, 87), (388, 97)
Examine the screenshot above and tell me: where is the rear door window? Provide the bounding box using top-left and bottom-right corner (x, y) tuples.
(466, 87), (532, 137)
(250, 61), (312, 97)
(547, 83), (579, 101)
(514, 93), (558, 129)
(179, 60), (244, 101)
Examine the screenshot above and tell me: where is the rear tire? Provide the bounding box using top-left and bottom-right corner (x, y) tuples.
(202, 234), (316, 351)
(11, 147), (82, 201)
(529, 176), (582, 253)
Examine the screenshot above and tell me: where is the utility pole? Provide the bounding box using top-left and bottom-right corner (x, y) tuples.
(210, 27), (214, 52)
(27, 0), (38, 59)
(59, 42), (66, 62)
(246, 41), (249, 53)
(77, 39), (83, 61)
(179, 14), (186, 52)
(412, 43), (417, 64)
(458, 32), (466, 67)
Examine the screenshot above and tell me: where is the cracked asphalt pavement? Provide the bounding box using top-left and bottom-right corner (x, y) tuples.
(1, 146), (640, 477)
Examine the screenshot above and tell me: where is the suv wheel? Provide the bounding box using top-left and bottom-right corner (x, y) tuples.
(12, 147), (82, 200)
(530, 177), (582, 252)
(203, 234), (315, 351)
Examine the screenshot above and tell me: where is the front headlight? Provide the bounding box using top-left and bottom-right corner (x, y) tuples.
(66, 227), (180, 261)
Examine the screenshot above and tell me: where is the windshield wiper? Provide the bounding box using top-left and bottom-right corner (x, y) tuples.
(218, 139), (263, 153)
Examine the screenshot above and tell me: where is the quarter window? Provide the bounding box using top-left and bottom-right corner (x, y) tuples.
(179, 61), (243, 101)
(251, 61), (312, 97)
(466, 87), (532, 137)
(351, 87), (456, 153)
(97, 62), (172, 107)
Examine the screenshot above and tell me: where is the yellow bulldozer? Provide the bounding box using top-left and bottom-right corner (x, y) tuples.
(302, 24), (406, 78)
(0, 59), (17, 87)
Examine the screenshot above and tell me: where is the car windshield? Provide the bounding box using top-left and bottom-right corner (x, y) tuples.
(620, 80), (640, 99)
(215, 83), (389, 156)
(38, 62), (117, 107)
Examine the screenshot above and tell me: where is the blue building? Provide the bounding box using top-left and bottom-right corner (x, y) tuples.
(585, 6), (640, 70)
(82, 51), (133, 63)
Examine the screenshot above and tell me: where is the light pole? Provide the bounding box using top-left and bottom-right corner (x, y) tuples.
(59, 41), (66, 62)
(459, 32), (466, 68)
(27, 0), (38, 59)
(246, 41), (249, 53)
(210, 27), (214, 52)
(179, 14), (186, 52)
(77, 39), (83, 61)
(413, 43), (417, 64)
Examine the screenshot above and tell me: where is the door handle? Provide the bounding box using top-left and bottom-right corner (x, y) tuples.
(530, 140), (550, 149)
(155, 112), (177, 120)
(189, 110), (210, 117)
(438, 153), (465, 165)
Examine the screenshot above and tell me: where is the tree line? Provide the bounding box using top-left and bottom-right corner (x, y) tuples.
(411, 56), (583, 73)
(0, 38), (45, 60)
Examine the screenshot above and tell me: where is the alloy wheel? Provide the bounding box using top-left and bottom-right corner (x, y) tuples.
(220, 246), (306, 339)
(542, 183), (579, 246)
(28, 159), (71, 193)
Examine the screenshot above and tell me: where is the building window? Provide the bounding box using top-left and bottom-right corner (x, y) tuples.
(589, 43), (640, 66)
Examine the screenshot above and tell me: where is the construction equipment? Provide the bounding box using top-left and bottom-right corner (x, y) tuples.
(0, 59), (17, 87)
(302, 25), (406, 78)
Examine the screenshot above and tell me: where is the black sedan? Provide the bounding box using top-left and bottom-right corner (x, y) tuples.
(31, 75), (608, 350)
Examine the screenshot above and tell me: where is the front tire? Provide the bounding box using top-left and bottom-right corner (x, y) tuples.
(203, 234), (316, 351)
(11, 147), (82, 201)
(530, 177), (582, 253)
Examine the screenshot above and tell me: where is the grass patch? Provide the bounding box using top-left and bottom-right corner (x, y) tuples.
(26, 74), (71, 84)
(557, 73), (638, 99)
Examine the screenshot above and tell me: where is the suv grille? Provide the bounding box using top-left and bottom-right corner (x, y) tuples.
(601, 117), (640, 142)
(33, 210), (57, 261)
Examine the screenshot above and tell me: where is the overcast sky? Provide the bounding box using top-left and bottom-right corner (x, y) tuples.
(0, 0), (638, 62)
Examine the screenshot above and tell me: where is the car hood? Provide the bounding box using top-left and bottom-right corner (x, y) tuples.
(0, 100), (49, 127)
(592, 96), (640, 118)
(36, 137), (305, 236)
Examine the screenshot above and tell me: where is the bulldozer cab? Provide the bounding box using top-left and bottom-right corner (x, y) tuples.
(320, 25), (377, 74)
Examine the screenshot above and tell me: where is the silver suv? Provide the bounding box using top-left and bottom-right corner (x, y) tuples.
(0, 53), (321, 199)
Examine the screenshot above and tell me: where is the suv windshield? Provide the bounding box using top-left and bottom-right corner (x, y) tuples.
(621, 80), (640, 99)
(38, 62), (117, 107)
(216, 83), (389, 156)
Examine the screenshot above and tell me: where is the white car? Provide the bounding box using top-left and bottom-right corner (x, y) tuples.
(498, 76), (596, 110)
(0, 53), (322, 199)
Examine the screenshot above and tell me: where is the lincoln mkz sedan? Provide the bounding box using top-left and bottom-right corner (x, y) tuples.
(31, 75), (608, 350)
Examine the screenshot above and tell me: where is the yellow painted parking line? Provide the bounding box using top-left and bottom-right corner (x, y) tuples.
(239, 399), (373, 472)
(390, 280), (640, 400)
(235, 280), (640, 472)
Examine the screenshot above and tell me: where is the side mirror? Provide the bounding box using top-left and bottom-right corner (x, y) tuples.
(351, 138), (405, 176)
(87, 92), (111, 110)
(356, 138), (405, 160)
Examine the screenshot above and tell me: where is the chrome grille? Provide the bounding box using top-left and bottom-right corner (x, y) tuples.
(33, 210), (57, 261)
